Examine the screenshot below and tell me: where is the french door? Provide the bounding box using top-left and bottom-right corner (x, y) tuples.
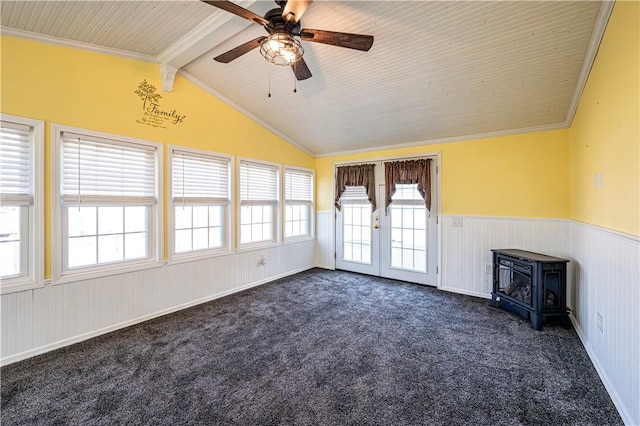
(335, 158), (438, 286)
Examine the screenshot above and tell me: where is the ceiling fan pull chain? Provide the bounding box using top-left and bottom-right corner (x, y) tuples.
(293, 62), (297, 93)
(268, 64), (271, 98)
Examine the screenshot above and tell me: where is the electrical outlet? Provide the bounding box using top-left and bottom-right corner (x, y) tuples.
(485, 264), (493, 275)
(596, 312), (603, 332)
(258, 254), (266, 265)
(593, 171), (605, 189)
(452, 217), (463, 227)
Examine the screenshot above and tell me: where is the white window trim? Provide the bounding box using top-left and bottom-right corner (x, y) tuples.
(283, 165), (315, 243)
(167, 145), (234, 264)
(50, 124), (164, 285)
(0, 114), (44, 295)
(237, 157), (281, 251)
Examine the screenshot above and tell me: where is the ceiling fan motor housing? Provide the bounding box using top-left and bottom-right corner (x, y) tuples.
(260, 7), (304, 66)
(264, 7), (300, 34)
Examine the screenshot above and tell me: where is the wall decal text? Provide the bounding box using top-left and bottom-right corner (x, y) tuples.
(134, 80), (186, 129)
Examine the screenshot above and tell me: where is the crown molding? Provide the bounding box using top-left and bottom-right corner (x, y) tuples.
(1, 27), (156, 63)
(315, 122), (567, 158)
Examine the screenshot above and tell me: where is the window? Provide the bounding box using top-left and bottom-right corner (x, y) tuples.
(169, 147), (232, 258)
(239, 159), (279, 246)
(284, 167), (314, 239)
(339, 186), (372, 264)
(389, 183), (426, 272)
(0, 115), (44, 293)
(52, 125), (162, 281)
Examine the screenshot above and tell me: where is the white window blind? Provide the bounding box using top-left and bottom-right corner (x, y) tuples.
(285, 168), (313, 204)
(339, 186), (369, 204)
(391, 183), (423, 202)
(172, 150), (229, 205)
(239, 160), (278, 205)
(0, 122), (32, 205)
(61, 132), (156, 205)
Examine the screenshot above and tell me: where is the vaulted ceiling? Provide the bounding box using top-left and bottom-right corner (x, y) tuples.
(1, 1), (612, 156)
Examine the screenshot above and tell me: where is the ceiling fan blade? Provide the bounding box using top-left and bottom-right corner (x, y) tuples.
(201, 1), (269, 27)
(282, 0), (312, 24)
(299, 29), (374, 51)
(214, 36), (266, 63)
(291, 57), (312, 80)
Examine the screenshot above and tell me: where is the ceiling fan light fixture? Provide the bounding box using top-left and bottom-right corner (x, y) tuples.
(260, 32), (304, 66)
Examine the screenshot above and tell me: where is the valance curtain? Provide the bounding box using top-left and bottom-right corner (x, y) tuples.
(335, 163), (376, 211)
(384, 158), (432, 212)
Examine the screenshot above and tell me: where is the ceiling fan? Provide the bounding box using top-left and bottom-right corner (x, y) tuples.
(201, 0), (374, 80)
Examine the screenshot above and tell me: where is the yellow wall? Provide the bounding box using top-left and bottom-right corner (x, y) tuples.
(316, 129), (571, 218)
(1, 36), (315, 277)
(569, 1), (640, 236)
(2, 0), (638, 280)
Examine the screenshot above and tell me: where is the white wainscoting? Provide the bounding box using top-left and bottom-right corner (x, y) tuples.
(1, 239), (315, 365)
(570, 221), (639, 426)
(315, 211), (335, 270)
(440, 215), (571, 298)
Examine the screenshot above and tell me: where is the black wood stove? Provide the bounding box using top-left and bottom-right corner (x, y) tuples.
(489, 249), (570, 330)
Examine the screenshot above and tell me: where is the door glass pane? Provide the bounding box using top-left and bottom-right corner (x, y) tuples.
(389, 185), (427, 272)
(342, 204), (372, 264)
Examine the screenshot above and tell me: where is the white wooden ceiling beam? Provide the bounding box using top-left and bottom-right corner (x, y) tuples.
(157, 0), (260, 92)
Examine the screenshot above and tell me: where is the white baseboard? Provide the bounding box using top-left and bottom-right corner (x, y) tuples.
(569, 313), (634, 426)
(314, 263), (335, 270)
(438, 285), (491, 300)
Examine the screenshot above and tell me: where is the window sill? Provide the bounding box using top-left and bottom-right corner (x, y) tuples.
(283, 235), (316, 245)
(0, 277), (44, 295)
(52, 259), (164, 286)
(237, 241), (281, 253)
(167, 248), (234, 266)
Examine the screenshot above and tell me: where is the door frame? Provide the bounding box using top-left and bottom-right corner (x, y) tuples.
(331, 151), (442, 289)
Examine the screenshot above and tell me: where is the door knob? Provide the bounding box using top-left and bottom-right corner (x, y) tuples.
(374, 225), (380, 229)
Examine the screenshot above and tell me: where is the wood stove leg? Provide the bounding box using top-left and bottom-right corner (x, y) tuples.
(489, 294), (498, 307)
(530, 313), (544, 331)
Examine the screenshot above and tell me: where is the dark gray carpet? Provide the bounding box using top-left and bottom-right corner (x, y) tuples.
(1, 269), (622, 425)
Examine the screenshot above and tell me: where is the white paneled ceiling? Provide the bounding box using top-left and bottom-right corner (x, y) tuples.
(1, 1), (611, 156)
